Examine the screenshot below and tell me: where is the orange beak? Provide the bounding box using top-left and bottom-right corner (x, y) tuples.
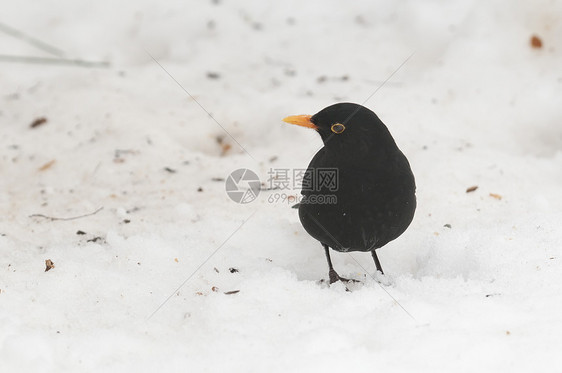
(282, 114), (317, 129)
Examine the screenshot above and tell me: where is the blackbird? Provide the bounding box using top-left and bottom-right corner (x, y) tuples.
(283, 103), (416, 284)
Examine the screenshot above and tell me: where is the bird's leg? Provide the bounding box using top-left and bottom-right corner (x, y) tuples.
(371, 250), (384, 275)
(323, 244), (340, 284)
(323, 243), (359, 284)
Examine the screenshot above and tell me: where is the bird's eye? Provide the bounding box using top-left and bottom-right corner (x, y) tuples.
(331, 123), (346, 134)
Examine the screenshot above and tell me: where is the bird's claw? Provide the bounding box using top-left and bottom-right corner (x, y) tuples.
(328, 269), (360, 285)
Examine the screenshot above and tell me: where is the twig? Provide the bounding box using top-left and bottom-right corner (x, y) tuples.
(0, 55), (110, 68)
(29, 207), (104, 221)
(0, 22), (65, 57)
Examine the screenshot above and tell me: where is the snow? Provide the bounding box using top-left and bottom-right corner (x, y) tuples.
(1, 0), (562, 371)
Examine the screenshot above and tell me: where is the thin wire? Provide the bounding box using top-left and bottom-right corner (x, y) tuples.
(358, 52), (416, 110)
(147, 210), (256, 320)
(145, 50), (256, 162)
(320, 51), (416, 149)
(347, 253), (416, 321)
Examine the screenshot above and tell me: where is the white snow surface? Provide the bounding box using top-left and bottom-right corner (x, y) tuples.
(1, 0), (562, 371)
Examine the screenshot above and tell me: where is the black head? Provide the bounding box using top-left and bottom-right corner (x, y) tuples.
(284, 102), (395, 147)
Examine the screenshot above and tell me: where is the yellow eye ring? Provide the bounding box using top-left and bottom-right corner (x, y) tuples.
(331, 123), (346, 134)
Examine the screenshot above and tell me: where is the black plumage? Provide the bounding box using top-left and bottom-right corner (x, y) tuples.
(283, 103), (416, 283)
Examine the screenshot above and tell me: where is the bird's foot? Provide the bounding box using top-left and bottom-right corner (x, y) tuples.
(372, 271), (392, 286)
(328, 269), (360, 285)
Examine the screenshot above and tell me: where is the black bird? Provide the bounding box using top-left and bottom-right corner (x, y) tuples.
(283, 103), (416, 284)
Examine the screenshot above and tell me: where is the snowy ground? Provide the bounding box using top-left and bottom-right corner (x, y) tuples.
(1, 0), (562, 371)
